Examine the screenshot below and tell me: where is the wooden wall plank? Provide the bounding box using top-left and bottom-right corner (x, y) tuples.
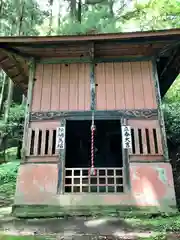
(31, 64), (43, 112)
(32, 63), (90, 112)
(78, 63), (85, 110)
(96, 63), (106, 110)
(141, 61), (156, 108)
(59, 64), (69, 110)
(41, 64), (52, 111)
(123, 62), (134, 109)
(148, 61), (157, 108)
(69, 64), (78, 110)
(51, 64), (60, 111)
(84, 64), (90, 110)
(114, 63), (125, 109)
(96, 61), (157, 110)
(106, 63), (116, 109)
(32, 61), (157, 112)
(131, 62), (145, 108)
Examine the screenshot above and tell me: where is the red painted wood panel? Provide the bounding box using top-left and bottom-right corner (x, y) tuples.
(31, 63), (90, 112)
(96, 61), (157, 110)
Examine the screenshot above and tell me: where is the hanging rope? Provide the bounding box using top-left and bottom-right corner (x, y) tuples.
(89, 111), (96, 176)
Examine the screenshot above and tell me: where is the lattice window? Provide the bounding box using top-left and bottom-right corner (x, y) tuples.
(64, 168), (124, 193)
(27, 128), (57, 156)
(130, 127), (162, 155)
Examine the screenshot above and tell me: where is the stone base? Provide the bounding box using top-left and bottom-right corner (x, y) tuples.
(13, 162), (177, 217)
(12, 204), (177, 218)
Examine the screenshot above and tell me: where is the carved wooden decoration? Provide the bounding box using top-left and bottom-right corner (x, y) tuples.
(30, 109), (158, 121)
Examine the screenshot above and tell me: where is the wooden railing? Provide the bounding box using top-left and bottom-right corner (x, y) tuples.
(130, 127), (163, 155)
(27, 124), (163, 157)
(27, 128), (57, 156)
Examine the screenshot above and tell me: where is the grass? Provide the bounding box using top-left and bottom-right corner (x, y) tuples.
(0, 237), (54, 240)
(125, 214), (180, 232)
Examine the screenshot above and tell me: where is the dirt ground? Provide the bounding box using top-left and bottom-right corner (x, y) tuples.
(0, 206), (180, 239)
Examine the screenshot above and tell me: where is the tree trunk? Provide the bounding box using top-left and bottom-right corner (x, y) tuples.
(17, 0), (25, 35)
(48, 0), (54, 35)
(56, 1), (62, 34)
(108, 0), (114, 18)
(21, 94), (26, 105)
(70, 0), (77, 22)
(77, 0), (82, 23)
(0, 72), (7, 113)
(4, 78), (14, 123)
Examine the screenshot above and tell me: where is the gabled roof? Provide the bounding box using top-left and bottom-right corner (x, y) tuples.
(0, 28), (180, 94)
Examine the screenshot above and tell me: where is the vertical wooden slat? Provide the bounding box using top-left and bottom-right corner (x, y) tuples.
(33, 128), (39, 156)
(80, 169), (82, 193)
(141, 128), (148, 154)
(71, 169), (74, 193)
(105, 169), (108, 193)
(41, 129), (46, 156)
(148, 128), (155, 154)
(48, 129), (53, 155)
(97, 169), (99, 193)
(27, 128), (32, 156)
(133, 128), (140, 154)
(156, 128), (163, 154)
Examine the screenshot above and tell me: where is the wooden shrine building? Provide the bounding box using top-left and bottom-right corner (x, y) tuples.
(0, 29), (180, 217)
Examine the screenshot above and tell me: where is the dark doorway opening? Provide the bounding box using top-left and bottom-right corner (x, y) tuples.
(64, 120), (124, 193)
(65, 120), (123, 168)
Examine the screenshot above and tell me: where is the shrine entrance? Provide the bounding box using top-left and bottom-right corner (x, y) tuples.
(64, 119), (125, 193)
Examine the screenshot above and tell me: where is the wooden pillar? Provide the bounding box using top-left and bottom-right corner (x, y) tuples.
(21, 58), (35, 162)
(90, 62), (96, 110)
(57, 119), (66, 194)
(121, 118), (131, 192)
(90, 43), (96, 111)
(152, 58), (169, 161)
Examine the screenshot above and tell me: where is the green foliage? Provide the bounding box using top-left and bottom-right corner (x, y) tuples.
(0, 161), (19, 198)
(163, 75), (180, 145)
(0, 103), (24, 141)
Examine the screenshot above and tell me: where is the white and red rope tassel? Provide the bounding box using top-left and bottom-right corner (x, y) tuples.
(89, 124), (96, 176)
